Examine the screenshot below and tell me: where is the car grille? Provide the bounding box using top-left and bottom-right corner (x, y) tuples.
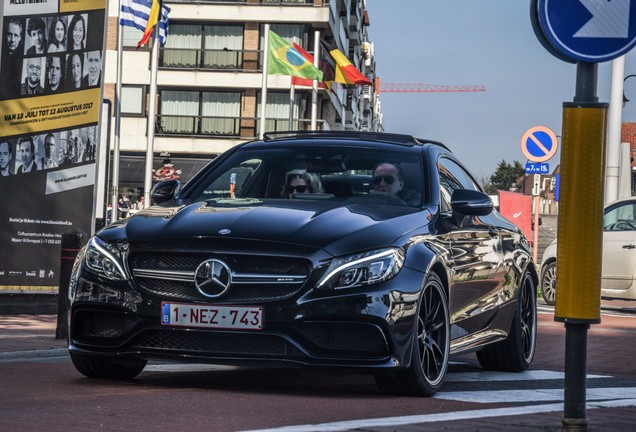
(129, 252), (317, 303)
(128, 329), (304, 357)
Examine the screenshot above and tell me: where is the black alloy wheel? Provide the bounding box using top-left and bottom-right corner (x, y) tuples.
(374, 272), (450, 396)
(477, 271), (537, 371)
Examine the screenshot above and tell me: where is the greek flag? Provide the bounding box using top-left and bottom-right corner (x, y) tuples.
(120, 0), (170, 46)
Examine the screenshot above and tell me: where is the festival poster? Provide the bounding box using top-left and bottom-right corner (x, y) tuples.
(0, 0), (106, 290)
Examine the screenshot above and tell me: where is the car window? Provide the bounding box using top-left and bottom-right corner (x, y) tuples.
(604, 202), (636, 231)
(437, 157), (480, 212)
(182, 145), (424, 206)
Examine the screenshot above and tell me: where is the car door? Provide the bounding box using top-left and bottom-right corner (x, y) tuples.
(436, 156), (505, 334)
(602, 200), (636, 296)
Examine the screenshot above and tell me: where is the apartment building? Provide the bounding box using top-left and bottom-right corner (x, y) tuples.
(102, 0), (382, 200)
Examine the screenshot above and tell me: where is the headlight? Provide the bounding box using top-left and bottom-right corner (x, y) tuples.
(317, 248), (405, 290)
(84, 236), (129, 281)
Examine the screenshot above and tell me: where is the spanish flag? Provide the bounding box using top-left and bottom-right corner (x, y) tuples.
(330, 48), (371, 86)
(268, 30), (323, 81)
(137, 0), (161, 48)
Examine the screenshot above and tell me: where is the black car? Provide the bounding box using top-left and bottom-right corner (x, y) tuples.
(68, 131), (537, 396)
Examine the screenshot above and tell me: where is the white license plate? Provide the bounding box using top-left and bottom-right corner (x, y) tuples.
(161, 302), (263, 330)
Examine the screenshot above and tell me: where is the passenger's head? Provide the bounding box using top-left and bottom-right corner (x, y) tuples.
(282, 169), (322, 198)
(373, 162), (404, 195)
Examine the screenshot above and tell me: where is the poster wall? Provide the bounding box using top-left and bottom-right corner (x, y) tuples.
(0, 0), (106, 289)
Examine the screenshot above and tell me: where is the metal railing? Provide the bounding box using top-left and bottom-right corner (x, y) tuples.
(155, 115), (326, 137)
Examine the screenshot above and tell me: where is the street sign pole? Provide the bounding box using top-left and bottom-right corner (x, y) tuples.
(557, 62), (606, 428)
(531, 0), (634, 427)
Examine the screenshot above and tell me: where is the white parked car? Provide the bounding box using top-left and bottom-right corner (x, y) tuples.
(540, 197), (636, 305)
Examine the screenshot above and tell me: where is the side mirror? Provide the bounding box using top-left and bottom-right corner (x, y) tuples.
(150, 180), (180, 205)
(451, 189), (493, 217)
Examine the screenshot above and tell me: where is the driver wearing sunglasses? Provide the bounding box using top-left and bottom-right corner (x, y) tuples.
(282, 169), (322, 198)
(372, 162), (421, 205)
(372, 163), (405, 195)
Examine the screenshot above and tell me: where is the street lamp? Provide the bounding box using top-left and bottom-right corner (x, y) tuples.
(623, 74), (636, 107)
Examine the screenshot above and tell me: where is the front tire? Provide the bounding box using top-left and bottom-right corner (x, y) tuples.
(477, 271), (537, 371)
(70, 352), (147, 379)
(374, 272), (450, 396)
(540, 261), (556, 306)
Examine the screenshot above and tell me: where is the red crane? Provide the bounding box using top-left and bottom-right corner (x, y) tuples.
(377, 82), (487, 93)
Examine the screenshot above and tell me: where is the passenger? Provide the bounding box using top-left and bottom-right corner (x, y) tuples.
(372, 162), (421, 205)
(281, 169), (322, 198)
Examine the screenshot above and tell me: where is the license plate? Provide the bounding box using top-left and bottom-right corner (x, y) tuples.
(161, 302), (263, 330)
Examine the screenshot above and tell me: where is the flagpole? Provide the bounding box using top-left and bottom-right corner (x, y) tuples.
(112, 3), (125, 222)
(311, 30), (319, 131)
(289, 83), (295, 130)
(260, 23), (270, 140)
(143, 14), (161, 206)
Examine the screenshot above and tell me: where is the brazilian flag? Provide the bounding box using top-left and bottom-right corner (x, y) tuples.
(268, 30), (323, 81)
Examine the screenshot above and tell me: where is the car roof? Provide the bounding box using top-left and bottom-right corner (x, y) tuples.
(258, 130), (451, 152)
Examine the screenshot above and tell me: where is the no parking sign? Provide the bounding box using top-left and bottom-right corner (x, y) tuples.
(520, 126), (558, 163)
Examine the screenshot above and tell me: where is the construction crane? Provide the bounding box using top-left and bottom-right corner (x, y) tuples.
(377, 82), (487, 93)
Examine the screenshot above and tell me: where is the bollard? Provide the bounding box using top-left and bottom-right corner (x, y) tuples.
(56, 229), (86, 340)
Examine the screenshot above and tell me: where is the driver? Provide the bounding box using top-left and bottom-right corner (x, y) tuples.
(372, 162), (421, 205)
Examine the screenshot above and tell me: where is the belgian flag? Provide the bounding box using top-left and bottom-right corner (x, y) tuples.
(321, 41), (371, 86)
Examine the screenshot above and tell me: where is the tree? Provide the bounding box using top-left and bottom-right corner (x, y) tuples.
(484, 160), (525, 194)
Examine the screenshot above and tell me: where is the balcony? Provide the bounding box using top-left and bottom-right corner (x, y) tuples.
(156, 115), (327, 137)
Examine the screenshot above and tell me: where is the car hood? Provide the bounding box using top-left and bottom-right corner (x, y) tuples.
(99, 199), (430, 256)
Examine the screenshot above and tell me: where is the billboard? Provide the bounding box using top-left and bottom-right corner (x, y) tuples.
(0, 0), (106, 290)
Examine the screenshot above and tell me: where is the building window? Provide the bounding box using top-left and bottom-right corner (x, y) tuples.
(121, 85), (145, 115)
(203, 25), (244, 69)
(159, 90), (242, 136)
(123, 26), (145, 49)
(257, 92), (303, 132)
(161, 23), (244, 70)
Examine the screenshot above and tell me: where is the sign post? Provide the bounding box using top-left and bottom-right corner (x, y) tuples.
(532, 0), (636, 427)
(521, 125), (559, 263)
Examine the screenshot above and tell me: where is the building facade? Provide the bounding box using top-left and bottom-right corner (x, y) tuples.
(102, 0), (382, 202)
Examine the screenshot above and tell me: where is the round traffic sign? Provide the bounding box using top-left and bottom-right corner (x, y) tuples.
(521, 126), (558, 163)
(536, 0), (636, 63)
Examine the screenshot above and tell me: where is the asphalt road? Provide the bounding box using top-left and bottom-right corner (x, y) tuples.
(1, 306), (635, 431)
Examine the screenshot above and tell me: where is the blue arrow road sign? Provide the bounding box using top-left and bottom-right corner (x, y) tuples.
(537, 0), (636, 63)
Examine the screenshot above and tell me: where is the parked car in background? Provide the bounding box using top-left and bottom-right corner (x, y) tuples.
(540, 197), (636, 305)
(68, 131), (538, 396)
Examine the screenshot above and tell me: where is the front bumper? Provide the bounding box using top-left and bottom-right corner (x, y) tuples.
(69, 265), (426, 368)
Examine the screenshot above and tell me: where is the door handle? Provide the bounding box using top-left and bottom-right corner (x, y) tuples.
(622, 244), (636, 249)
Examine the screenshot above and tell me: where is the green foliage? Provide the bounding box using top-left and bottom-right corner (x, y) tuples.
(484, 160), (525, 194)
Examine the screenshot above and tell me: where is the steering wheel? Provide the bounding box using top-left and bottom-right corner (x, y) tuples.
(614, 220), (636, 230)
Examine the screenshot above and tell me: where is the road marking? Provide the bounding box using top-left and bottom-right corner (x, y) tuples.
(445, 369), (608, 382)
(240, 399), (636, 432)
(436, 387), (636, 404)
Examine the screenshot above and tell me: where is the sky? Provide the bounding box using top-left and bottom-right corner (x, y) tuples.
(365, 0), (636, 180)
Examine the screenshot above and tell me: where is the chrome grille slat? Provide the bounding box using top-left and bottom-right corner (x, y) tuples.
(129, 253), (312, 302)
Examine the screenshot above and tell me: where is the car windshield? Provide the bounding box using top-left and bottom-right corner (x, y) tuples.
(182, 144), (424, 207)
